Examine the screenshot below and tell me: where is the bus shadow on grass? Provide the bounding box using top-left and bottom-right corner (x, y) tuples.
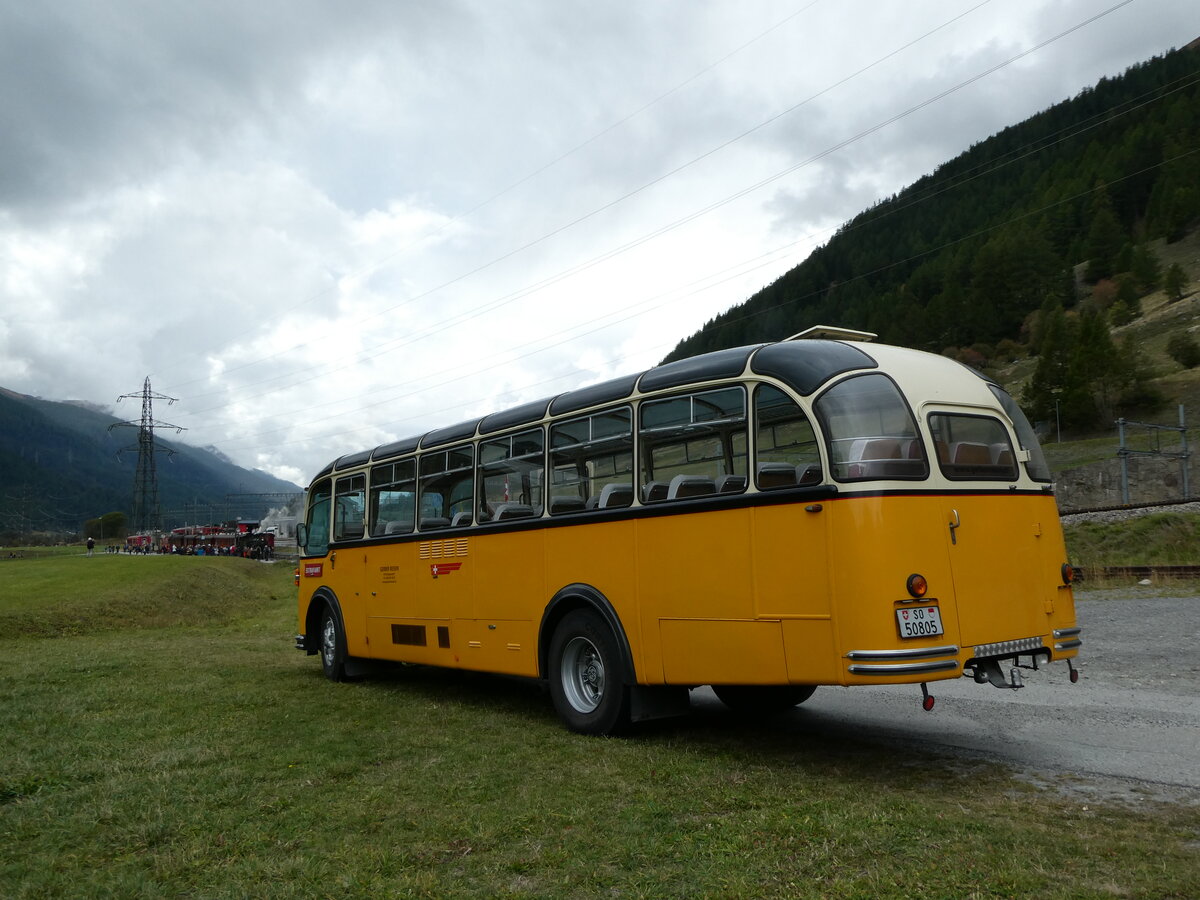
(332, 661), (984, 783)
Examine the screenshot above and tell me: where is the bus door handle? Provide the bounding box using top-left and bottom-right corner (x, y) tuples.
(330, 551), (337, 569)
(948, 509), (960, 545)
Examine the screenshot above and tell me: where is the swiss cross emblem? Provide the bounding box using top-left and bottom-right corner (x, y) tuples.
(901, 609), (910, 620)
(430, 561), (463, 578)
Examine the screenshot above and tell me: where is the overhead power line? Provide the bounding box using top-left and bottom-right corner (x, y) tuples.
(184, 0), (1139, 439)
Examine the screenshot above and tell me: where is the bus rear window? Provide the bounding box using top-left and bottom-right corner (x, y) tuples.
(928, 413), (1018, 481)
(816, 374), (928, 482)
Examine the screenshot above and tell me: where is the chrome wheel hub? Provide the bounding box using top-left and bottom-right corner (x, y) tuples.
(561, 635), (604, 713)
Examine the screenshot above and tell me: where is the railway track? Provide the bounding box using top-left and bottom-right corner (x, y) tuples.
(1058, 496), (1200, 516)
(1077, 564), (1200, 580)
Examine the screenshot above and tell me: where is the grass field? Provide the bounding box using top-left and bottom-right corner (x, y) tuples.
(1, 552), (1198, 898)
(1063, 511), (1200, 569)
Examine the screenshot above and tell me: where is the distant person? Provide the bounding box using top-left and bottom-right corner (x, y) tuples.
(86, 537), (95, 557)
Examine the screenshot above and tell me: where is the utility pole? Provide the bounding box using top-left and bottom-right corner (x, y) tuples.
(108, 377), (185, 535)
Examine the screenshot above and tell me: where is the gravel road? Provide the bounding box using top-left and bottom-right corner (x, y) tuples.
(694, 588), (1200, 805)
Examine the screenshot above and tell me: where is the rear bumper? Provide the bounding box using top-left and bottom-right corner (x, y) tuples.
(845, 644), (960, 677)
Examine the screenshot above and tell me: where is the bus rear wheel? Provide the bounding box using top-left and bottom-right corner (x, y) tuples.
(319, 605), (348, 682)
(548, 609), (630, 735)
(712, 684), (816, 716)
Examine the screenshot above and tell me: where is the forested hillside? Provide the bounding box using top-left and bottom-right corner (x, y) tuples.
(0, 388), (300, 539)
(664, 42), (1200, 401)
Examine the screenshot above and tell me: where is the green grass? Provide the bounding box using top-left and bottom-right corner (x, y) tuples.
(0, 552), (289, 638)
(2, 555), (1198, 898)
(1063, 511), (1200, 570)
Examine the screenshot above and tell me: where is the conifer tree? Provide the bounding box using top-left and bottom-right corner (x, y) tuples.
(1164, 263), (1188, 302)
(1084, 188), (1124, 283)
(1130, 242), (1161, 291)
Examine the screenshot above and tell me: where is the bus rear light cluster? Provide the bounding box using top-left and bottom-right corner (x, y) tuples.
(906, 573), (928, 599)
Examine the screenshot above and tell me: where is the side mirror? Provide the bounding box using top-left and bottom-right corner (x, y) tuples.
(296, 523), (309, 550)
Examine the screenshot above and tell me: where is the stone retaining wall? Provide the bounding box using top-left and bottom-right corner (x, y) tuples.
(1055, 454), (1196, 510)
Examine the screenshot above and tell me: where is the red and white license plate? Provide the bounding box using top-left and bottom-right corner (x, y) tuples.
(896, 605), (944, 639)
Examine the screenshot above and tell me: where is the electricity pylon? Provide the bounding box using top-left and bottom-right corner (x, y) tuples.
(108, 377), (185, 534)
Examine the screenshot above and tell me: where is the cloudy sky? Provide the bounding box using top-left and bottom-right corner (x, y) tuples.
(1, 0), (1195, 486)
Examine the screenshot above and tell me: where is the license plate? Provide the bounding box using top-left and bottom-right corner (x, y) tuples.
(896, 605), (944, 638)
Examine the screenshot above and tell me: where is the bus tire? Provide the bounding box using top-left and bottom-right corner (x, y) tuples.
(548, 609), (630, 735)
(712, 684), (816, 716)
(319, 604), (348, 682)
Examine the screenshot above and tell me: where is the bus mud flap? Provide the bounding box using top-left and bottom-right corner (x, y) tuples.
(630, 685), (690, 723)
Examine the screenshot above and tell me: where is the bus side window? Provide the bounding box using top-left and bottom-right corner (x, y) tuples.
(333, 474), (366, 541)
(369, 459), (416, 537)
(419, 445), (475, 529)
(754, 384), (821, 490)
(815, 374), (928, 482)
(480, 428), (545, 521)
(639, 386), (746, 502)
(301, 479), (332, 556)
(549, 407), (633, 513)
(928, 413), (1019, 481)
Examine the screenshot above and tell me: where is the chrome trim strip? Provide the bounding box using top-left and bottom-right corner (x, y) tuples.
(845, 645), (958, 661)
(847, 660), (959, 676)
(1053, 627), (1082, 638)
(1054, 639), (1083, 650)
(971, 636), (1045, 658)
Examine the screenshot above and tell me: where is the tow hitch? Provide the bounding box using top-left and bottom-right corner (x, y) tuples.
(969, 658), (1024, 690)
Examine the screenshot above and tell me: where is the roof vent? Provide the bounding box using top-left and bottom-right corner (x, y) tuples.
(785, 325), (877, 342)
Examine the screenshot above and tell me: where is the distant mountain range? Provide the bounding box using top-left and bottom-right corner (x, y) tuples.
(0, 387), (301, 537)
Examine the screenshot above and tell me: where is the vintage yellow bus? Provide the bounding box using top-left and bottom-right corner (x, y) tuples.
(295, 327), (1080, 734)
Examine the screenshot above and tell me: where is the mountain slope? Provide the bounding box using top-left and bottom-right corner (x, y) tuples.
(664, 42), (1200, 361)
(0, 388), (300, 535)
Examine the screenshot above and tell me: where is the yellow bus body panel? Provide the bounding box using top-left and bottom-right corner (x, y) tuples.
(299, 491), (1076, 689)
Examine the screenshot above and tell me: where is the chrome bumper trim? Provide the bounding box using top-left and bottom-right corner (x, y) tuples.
(1053, 626), (1082, 639)
(845, 645), (959, 661)
(1054, 638), (1083, 651)
(848, 660), (959, 676)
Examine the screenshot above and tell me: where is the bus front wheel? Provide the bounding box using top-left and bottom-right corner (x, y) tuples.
(712, 684), (816, 716)
(319, 605), (348, 682)
(548, 610), (630, 735)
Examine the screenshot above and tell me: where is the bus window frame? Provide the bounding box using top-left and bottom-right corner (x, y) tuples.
(927, 411), (1020, 482)
(418, 443), (476, 529)
(814, 372), (930, 484)
(752, 382), (823, 491)
(478, 426), (546, 521)
(548, 405), (634, 513)
(638, 385), (747, 502)
(333, 473), (367, 542)
(368, 457), (417, 538)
